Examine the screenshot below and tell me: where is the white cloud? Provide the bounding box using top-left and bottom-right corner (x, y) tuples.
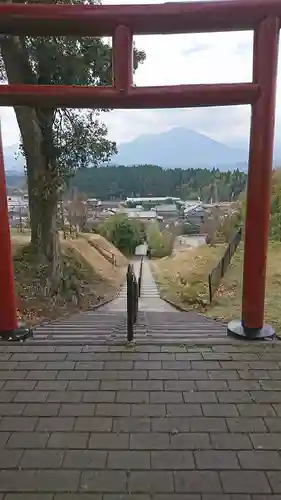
(0, 0), (281, 151)
(0, 106), (19, 147)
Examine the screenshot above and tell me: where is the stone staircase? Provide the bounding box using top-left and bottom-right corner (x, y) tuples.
(32, 258), (227, 344)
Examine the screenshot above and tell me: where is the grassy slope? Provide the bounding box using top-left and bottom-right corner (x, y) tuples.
(206, 242), (281, 333)
(65, 237), (126, 288)
(11, 231), (127, 326)
(151, 242), (281, 333)
(82, 233), (128, 267)
(151, 244), (225, 309)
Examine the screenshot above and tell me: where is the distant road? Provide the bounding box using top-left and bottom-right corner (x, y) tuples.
(135, 243), (148, 256)
(135, 237), (205, 258)
(177, 235), (206, 248)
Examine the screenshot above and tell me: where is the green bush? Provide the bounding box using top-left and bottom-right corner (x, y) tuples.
(99, 215), (142, 254)
(82, 221), (100, 233)
(147, 222), (174, 258)
(133, 220), (147, 243)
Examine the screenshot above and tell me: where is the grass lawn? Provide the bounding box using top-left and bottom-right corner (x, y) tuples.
(151, 244), (226, 308)
(151, 241), (281, 334)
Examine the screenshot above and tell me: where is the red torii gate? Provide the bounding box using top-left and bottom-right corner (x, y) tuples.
(0, 0), (280, 340)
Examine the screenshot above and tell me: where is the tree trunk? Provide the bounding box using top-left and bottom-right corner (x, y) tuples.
(27, 160), (61, 287)
(0, 35), (62, 288)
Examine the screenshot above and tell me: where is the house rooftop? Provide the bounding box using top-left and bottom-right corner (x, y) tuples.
(156, 204), (178, 213)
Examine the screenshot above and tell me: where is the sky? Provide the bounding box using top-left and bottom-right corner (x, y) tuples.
(0, 0), (281, 150)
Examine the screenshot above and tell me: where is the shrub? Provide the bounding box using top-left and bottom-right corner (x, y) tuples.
(99, 215), (142, 254)
(82, 221), (100, 233)
(147, 222), (174, 258)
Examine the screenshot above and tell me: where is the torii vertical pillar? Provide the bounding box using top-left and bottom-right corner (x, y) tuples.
(112, 24), (133, 92)
(228, 17), (280, 339)
(0, 121), (32, 341)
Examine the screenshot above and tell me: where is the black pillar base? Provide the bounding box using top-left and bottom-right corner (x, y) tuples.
(227, 320), (275, 341)
(0, 327), (33, 342)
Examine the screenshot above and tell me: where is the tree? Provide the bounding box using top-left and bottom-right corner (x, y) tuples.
(201, 214), (216, 246)
(270, 170), (281, 240)
(71, 164), (248, 201)
(66, 190), (88, 235)
(99, 215), (142, 254)
(218, 212), (240, 243)
(147, 221), (174, 257)
(0, 0), (145, 290)
(236, 169), (281, 241)
(234, 169), (281, 241)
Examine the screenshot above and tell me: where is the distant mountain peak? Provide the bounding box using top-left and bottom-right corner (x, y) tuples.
(113, 126), (247, 170)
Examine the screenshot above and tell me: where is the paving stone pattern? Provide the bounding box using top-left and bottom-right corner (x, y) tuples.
(1, 342), (281, 497)
(33, 259), (226, 343)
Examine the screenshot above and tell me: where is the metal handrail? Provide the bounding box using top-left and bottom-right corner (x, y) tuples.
(126, 258), (143, 341)
(138, 256), (143, 298)
(208, 227), (242, 303)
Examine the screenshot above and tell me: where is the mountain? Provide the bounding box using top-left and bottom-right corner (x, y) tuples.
(3, 144), (25, 173)
(3, 127), (281, 176)
(112, 127), (248, 169)
(5, 173), (25, 188)
(228, 136), (281, 166)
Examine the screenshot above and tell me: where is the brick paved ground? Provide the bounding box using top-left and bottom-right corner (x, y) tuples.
(1, 341), (281, 498)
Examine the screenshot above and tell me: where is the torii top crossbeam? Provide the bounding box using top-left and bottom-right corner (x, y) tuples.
(0, 0), (280, 109)
(0, 0), (281, 36)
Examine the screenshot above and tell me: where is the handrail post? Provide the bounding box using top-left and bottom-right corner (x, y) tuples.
(127, 261), (141, 341)
(138, 256), (143, 298)
(208, 274), (212, 304)
(133, 275), (138, 324)
(126, 264), (134, 342)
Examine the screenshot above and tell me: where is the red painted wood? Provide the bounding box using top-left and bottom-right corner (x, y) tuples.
(112, 25), (133, 91)
(242, 17), (280, 329)
(0, 122), (19, 332)
(0, 1), (281, 36)
(0, 83), (259, 109)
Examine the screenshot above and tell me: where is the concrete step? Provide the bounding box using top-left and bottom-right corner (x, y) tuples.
(30, 258), (227, 345)
(32, 310), (227, 344)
